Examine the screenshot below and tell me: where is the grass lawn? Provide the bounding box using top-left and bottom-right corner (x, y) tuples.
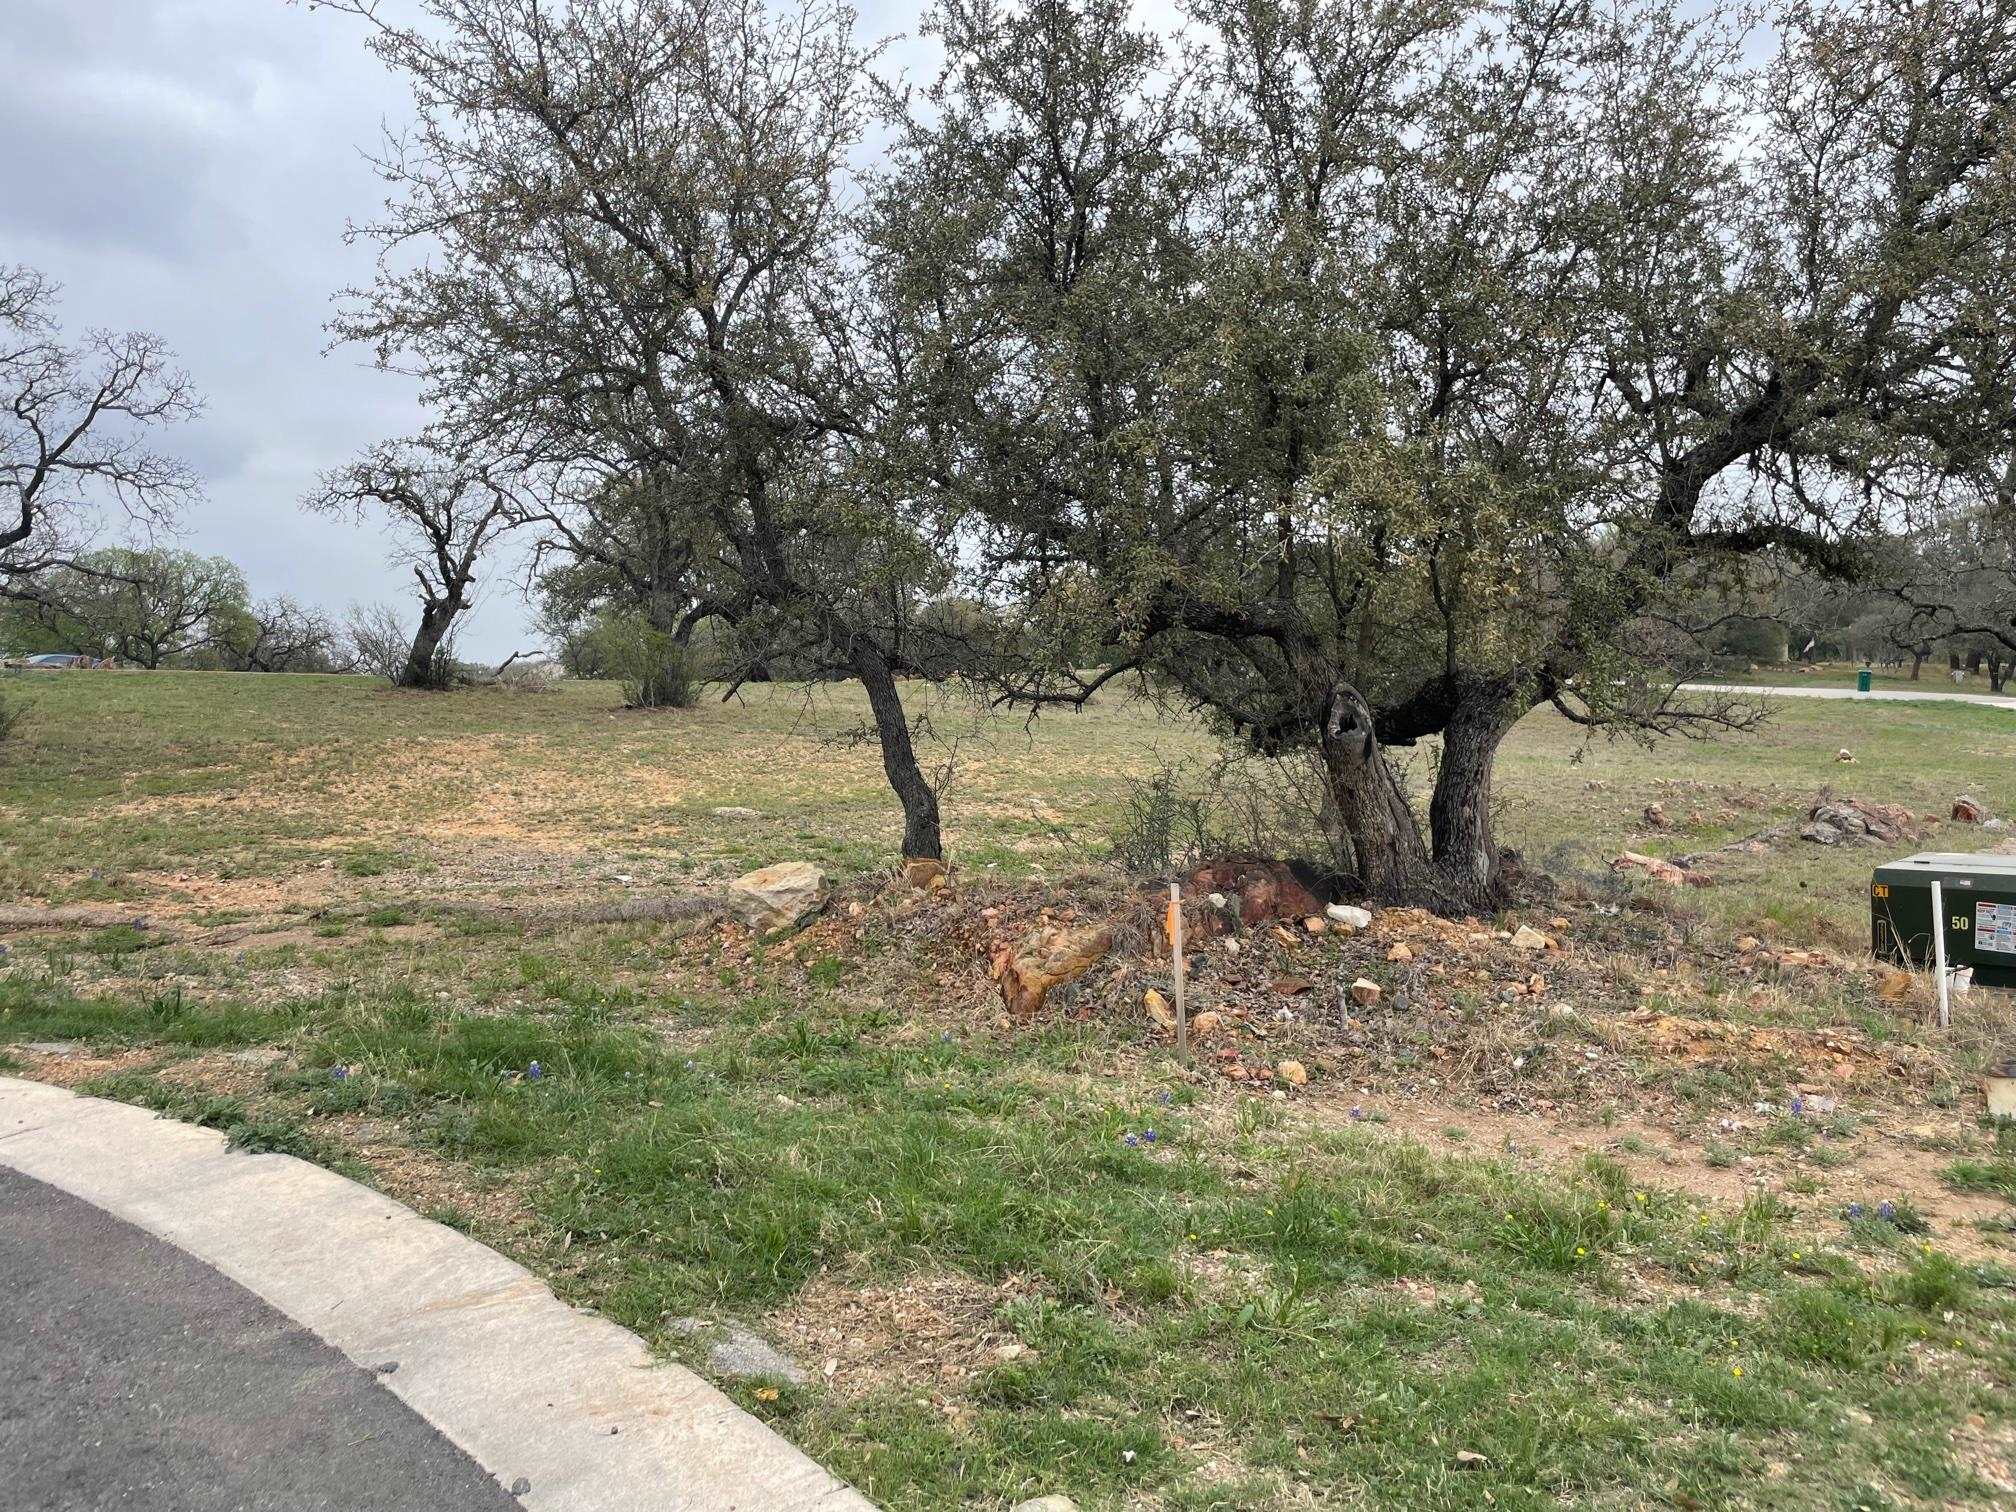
(4, 669), (2016, 1508)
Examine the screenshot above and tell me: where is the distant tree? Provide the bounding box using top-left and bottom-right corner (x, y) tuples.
(306, 442), (517, 689)
(529, 475), (708, 707)
(1, 266), (201, 584)
(22, 547), (248, 667)
(1890, 496), (2016, 692)
(216, 595), (344, 672)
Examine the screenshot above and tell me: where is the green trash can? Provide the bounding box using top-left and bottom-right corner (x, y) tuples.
(1857, 667), (1872, 693)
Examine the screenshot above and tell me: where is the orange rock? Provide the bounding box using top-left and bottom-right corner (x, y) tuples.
(993, 923), (1113, 1014)
(900, 856), (949, 890)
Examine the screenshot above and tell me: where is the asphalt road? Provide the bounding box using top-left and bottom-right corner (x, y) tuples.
(0, 1164), (521, 1512)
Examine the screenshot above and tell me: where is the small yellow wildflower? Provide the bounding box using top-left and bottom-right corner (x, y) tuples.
(1634, 1192), (1648, 1205)
(1731, 1366), (1743, 1378)
(1575, 1246), (1588, 1257)
(754, 1387), (780, 1402)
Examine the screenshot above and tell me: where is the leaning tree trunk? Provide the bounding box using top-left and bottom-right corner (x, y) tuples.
(1427, 686), (1525, 908)
(399, 599), (460, 689)
(849, 633), (943, 862)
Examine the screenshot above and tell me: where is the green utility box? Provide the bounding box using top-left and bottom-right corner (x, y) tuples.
(1872, 852), (2016, 989)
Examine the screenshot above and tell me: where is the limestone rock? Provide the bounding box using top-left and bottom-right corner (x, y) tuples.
(1804, 797), (1918, 845)
(668, 1318), (807, 1385)
(728, 862), (828, 937)
(1190, 1010), (1224, 1035)
(901, 856), (949, 891)
(1276, 1059), (1309, 1086)
(1349, 978), (1382, 1007)
(1610, 852), (1709, 888)
(1510, 924), (1551, 951)
(1144, 988), (1175, 1030)
(1010, 1498), (1080, 1512)
(992, 923), (1112, 1014)
(1325, 904), (1373, 930)
(712, 806), (762, 820)
(1954, 795), (1988, 823)
(1386, 942), (1414, 963)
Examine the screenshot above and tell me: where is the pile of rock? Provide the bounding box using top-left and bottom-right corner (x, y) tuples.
(1798, 796), (1919, 846)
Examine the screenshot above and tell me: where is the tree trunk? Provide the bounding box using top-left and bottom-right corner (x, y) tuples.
(1427, 687), (1523, 907)
(1910, 650), (1925, 680)
(850, 632), (943, 862)
(399, 600), (458, 688)
(1317, 683), (1443, 905)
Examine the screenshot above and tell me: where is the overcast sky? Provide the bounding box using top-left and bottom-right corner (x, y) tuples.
(0, 0), (930, 662)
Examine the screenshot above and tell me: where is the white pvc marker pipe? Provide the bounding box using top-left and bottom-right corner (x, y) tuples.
(1931, 877), (1951, 1030)
(1168, 881), (1189, 1062)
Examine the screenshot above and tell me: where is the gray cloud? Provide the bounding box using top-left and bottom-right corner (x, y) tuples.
(0, 1), (514, 652)
(0, 0), (940, 661)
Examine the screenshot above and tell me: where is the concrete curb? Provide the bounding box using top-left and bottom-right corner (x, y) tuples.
(0, 1076), (874, 1512)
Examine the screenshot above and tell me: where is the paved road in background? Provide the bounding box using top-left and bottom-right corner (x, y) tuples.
(0, 1164), (520, 1512)
(1680, 682), (2016, 712)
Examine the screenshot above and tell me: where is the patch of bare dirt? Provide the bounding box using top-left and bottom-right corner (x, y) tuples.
(155, 1051), (277, 1099)
(5, 1045), (164, 1088)
(323, 1113), (540, 1239)
(767, 1269), (1036, 1402)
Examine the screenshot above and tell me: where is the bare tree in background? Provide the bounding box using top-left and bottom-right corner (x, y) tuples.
(342, 601), (413, 681)
(306, 442), (518, 688)
(1, 266), (201, 585)
(221, 595), (345, 673)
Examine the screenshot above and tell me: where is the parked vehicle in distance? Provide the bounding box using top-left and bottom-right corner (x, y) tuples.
(17, 653), (91, 669)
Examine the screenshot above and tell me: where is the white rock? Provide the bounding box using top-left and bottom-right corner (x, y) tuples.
(1325, 904), (1373, 930)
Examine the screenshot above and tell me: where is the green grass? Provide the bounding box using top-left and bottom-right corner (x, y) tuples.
(4, 670), (2016, 1506)
(3, 952), (2015, 1507)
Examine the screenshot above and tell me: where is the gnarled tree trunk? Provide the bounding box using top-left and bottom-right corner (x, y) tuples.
(1317, 683), (1444, 906)
(399, 597), (460, 688)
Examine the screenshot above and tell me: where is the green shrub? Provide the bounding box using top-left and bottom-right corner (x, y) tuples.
(587, 609), (700, 708)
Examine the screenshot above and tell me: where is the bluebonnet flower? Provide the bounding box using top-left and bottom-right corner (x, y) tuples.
(1143, 1128), (1158, 1144)
(527, 1061), (543, 1082)
(1846, 1202), (1864, 1219)
(1789, 1095), (1804, 1118)
(330, 1065), (349, 1082)
(1159, 1091), (1172, 1106)
(1348, 1105), (1364, 1121)
(1878, 1201), (1896, 1221)
(1121, 1132), (1140, 1147)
